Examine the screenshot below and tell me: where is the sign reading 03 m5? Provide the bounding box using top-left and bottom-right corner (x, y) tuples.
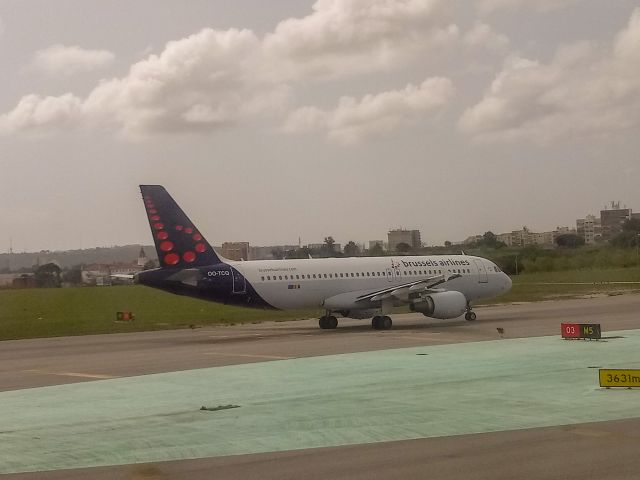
(599, 369), (640, 388)
(561, 323), (601, 339)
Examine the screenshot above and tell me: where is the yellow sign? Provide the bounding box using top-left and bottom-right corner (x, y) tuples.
(599, 369), (640, 388)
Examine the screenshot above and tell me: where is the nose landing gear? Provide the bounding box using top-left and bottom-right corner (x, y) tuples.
(465, 303), (477, 321)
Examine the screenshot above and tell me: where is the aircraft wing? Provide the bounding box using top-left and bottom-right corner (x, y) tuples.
(322, 273), (462, 310)
(355, 273), (462, 304)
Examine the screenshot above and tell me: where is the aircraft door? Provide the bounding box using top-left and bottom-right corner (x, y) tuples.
(474, 259), (488, 283)
(231, 268), (247, 294)
(385, 268), (393, 282)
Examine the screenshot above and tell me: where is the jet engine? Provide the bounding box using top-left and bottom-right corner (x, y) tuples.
(409, 291), (468, 319)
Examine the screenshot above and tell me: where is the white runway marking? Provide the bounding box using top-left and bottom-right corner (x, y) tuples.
(23, 369), (117, 379)
(203, 352), (292, 360)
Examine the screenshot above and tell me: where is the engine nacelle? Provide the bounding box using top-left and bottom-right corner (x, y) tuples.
(410, 291), (468, 319)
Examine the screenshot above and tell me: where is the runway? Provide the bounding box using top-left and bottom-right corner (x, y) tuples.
(2, 294), (640, 479)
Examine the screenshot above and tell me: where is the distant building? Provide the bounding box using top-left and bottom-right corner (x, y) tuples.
(368, 240), (385, 251)
(388, 229), (421, 252)
(464, 235), (484, 245)
(82, 261), (144, 286)
(576, 215), (602, 244)
(307, 243), (342, 253)
(221, 242), (250, 261)
(0, 273), (17, 288)
(0, 273), (35, 289)
(495, 226), (575, 248)
(496, 227), (532, 248)
(248, 246), (272, 260)
(11, 274), (37, 289)
(137, 247), (147, 267)
(600, 201), (632, 240)
(249, 245), (299, 260)
(81, 250), (147, 286)
(532, 231), (551, 245)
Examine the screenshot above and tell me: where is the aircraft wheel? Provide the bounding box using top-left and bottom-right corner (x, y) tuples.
(465, 311), (477, 321)
(380, 316), (393, 330)
(319, 315), (338, 329)
(372, 316), (381, 330)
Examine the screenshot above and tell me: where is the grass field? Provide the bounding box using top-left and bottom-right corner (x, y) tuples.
(1, 267), (639, 341)
(0, 286), (319, 341)
(477, 267), (640, 305)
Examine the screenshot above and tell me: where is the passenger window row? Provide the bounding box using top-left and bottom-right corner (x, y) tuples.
(259, 268), (472, 282)
(262, 272), (385, 281)
(402, 268), (471, 276)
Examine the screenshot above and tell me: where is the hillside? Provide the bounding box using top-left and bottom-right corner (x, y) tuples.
(0, 245), (158, 271)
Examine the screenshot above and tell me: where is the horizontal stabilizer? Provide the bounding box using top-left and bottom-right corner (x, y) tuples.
(167, 268), (202, 287)
(110, 274), (135, 280)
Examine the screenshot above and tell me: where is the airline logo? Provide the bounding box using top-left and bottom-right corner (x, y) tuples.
(140, 185), (220, 268)
(401, 258), (471, 268)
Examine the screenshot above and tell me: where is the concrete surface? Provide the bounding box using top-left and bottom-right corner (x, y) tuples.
(2, 330), (640, 474)
(2, 294), (640, 479)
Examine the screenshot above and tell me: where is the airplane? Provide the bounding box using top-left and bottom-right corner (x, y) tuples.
(135, 185), (512, 330)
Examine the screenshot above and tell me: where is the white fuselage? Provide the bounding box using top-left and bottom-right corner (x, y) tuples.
(228, 255), (511, 310)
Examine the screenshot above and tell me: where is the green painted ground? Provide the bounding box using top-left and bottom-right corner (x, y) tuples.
(2, 331), (640, 474)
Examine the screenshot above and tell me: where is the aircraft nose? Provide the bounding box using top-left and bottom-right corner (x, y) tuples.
(504, 274), (512, 291)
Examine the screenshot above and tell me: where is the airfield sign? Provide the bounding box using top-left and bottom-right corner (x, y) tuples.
(561, 323), (601, 340)
(599, 369), (640, 388)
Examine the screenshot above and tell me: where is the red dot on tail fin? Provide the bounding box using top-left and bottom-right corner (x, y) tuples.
(160, 241), (174, 252)
(164, 253), (179, 265)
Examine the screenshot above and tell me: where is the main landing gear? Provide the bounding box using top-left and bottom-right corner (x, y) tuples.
(319, 315), (338, 329)
(372, 315), (392, 330)
(465, 303), (477, 321)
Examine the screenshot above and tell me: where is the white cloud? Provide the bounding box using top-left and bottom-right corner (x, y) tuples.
(476, 0), (579, 14)
(32, 44), (115, 76)
(263, 0), (458, 79)
(2, 0), (463, 138)
(2, 28), (286, 137)
(459, 8), (640, 143)
(0, 93), (82, 133)
(79, 28), (281, 136)
(285, 77), (454, 144)
(463, 22), (509, 52)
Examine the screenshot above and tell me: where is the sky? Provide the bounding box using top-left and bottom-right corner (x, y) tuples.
(1, 0), (639, 252)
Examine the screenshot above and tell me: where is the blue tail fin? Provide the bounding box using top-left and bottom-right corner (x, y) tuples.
(140, 185), (223, 268)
